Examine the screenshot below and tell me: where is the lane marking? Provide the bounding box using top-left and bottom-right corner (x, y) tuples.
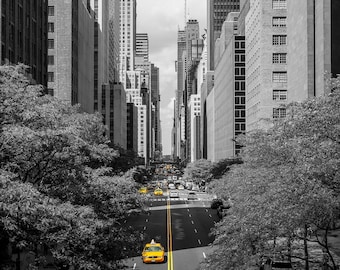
(167, 199), (174, 270)
(203, 252), (206, 259)
(194, 229), (198, 233)
(133, 262), (136, 269)
(191, 220), (194, 225)
(209, 214), (212, 218)
(146, 219), (148, 222)
(198, 239), (201, 245)
(188, 214), (192, 217)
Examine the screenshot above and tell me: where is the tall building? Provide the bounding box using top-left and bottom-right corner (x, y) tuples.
(135, 33), (149, 65)
(213, 13), (245, 161)
(207, 0), (240, 71)
(108, 0), (120, 83)
(94, 0), (109, 113)
(287, 0), (340, 101)
(173, 30), (186, 160)
(0, 0), (48, 86)
(184, 19), (201, 162)
(245, 0), (288, 131)
(119, 0), (136, 86)
(47, 0), (95, 113)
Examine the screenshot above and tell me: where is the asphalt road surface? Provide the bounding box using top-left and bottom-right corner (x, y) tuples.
(122, 190), (220, 270)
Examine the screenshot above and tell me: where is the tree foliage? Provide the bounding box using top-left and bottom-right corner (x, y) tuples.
(203, 78), (340, 270)
(182, 159), (213, 184)
(0, 64), (143, 269)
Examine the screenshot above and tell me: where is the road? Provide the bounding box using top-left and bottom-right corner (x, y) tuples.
(122, 190), (220, 270)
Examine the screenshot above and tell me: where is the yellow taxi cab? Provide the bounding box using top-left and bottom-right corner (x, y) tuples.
(138, 187), (148, 194)
(153, 187), (163, 196)
(142, 239), (165, 263)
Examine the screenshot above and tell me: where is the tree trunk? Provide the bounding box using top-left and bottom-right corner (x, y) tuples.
(304, 224), (310, 270)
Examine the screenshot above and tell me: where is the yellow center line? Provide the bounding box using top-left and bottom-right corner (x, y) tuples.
(167, 193), (174, 270)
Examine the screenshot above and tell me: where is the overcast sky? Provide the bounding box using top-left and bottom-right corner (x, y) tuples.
(137, 0), (207, 156)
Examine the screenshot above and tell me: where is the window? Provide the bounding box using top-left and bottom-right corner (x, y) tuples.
(235, 96), (246, 105)
(235, 110), (246, 118)
(48, 22), (54, 32)
(273, 53), (287, 64)
(48, 6), (54, 16)
(48, 55), (54, 65)
(235, 67), (245, 76)
(48, 39), (54, 49)
(273, 108), (287, 119)
(272, 0), (287, 9)
(273, 17), (286, 27)
(273, 90), (287, 100)
(273, 72), (287, 83)
(47, 72), (54, 82)
(273, 35), (287, 45)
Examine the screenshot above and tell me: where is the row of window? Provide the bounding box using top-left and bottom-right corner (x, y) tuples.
(273, 17), (286, 27)
(273, 71), (287, 83)
(272, 0), (286, 9)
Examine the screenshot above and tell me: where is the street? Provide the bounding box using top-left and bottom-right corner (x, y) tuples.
(122, 190), (219, 270)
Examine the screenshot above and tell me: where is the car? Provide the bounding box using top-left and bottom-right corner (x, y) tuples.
(169, 191), (179, 198)
(154, 188), (163, 196)
(168, 183), (176, 190)
(187, 191), (197, 200)
(142, 239), (165, 263)
(138, 187), (148, 194)
(177, 184), (185, 190)
(210, 198), (223, 209)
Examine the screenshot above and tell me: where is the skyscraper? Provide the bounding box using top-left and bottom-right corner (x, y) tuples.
(173, 30), (186, 159)
(0, 0), (48, 86)
(135, 33), (149, 65)
(108, 0), (120, 83)
(207, 0), (240, 71)
(119, 0), (137, 86)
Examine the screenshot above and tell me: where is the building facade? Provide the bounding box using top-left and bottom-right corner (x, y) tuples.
(213, 13), (245, 161)
(173, 29), (186, 160)
(245, 0), (288, 131)
(287, 0), (340, 102)
(207, 0), (240, 71)
(135, 33), (149, 65)
(47, 0), (95, 113)
(0, 0), (48, 86)
(119, 0), (136, 86)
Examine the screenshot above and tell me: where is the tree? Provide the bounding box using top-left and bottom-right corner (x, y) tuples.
(0, 64), (143, 269)
(182, 159), (213, 184)
(203, 78), (340, 270)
